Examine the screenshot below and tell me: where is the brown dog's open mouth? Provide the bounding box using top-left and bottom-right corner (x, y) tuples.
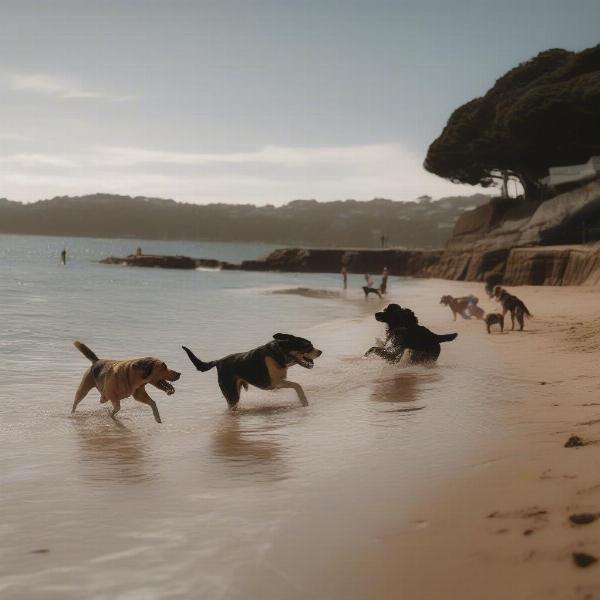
(156, 379), (175, 395)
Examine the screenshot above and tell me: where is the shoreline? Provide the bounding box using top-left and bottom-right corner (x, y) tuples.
(367, 283), (600, 598)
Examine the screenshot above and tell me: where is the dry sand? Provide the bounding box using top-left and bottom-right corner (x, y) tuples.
(367, 284), (600, 599)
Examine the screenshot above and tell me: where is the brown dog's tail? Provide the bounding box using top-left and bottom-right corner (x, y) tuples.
(74, 341), (99, 362)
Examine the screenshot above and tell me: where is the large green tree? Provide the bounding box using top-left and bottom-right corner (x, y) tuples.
(424, 44), (600, 199)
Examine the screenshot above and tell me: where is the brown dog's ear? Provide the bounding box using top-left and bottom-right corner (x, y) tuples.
(133, 359), (154, 379)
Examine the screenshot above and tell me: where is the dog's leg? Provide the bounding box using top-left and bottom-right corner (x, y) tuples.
(133, 388), (162, 423)
(510, 311), (515, 330)
(277, 380), (308, 406)
(110, 398), (121, 419)
(365, 346), (404, 361)
(218, 376), (241, 410)
(72, 368), (95, 413)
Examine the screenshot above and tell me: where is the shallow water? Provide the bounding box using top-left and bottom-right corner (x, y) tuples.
(0, 235), (524, 599)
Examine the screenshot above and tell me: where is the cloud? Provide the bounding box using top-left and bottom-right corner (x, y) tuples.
(8, 73), (133, 101)
(0, 132), (30, 141)
(0, 153), (75, 167)
(90, 144), (401, 167)
(0, 142), (488, 204)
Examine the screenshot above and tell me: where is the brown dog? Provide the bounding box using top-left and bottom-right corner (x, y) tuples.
(72, 341), (180, 423)
(440, 295), (485, 321)
(485, 313), (504, 333)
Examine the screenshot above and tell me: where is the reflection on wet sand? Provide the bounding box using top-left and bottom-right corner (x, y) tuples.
(71, 414), (151, 484)
(370, 371), (442, 419)
(212, 409), (293, 481)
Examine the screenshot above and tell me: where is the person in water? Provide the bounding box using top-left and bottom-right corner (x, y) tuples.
(61, 248), (67, 265)
(341, 265), (348, 290)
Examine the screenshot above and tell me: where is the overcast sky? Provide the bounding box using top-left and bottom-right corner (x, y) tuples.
(1, 0), (599, 205)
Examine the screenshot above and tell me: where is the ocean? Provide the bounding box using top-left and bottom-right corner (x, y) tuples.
(0, 234), (512, 599)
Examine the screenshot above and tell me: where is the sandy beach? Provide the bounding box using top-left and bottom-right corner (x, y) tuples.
(367, 283), (600, 599)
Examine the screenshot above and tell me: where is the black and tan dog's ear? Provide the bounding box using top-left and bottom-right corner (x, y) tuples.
(133, 359), (154, 379)
(273, 333), (294, 341)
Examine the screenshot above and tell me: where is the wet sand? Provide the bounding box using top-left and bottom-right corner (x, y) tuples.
(367, 283), (600, 599)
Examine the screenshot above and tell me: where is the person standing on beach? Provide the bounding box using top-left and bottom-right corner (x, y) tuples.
(341, 265), (348, 290)
(380, 266), (389, 294)
(61, 248), (67, 265)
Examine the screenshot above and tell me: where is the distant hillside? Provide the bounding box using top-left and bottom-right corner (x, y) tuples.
(0, 193), (491, 248)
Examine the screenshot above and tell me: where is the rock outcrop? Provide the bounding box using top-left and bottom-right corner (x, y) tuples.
(503, 244), (600, 286)
(448, 179), (600, 252)
(233, 248), (442, 277)
(100, 254), (228, 270)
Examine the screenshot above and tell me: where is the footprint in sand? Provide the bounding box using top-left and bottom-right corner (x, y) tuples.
(569, 513), (600, 525)
(565, 435), (587, 448)
(573, 552), (598, 568)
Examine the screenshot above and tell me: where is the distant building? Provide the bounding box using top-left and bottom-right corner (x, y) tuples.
(542, 156), (600, 189)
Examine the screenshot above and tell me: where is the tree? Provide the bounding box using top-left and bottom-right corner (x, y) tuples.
(424, 44), (600, 199)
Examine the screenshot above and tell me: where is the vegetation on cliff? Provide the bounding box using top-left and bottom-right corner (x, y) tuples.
(424, 43), (600, 199)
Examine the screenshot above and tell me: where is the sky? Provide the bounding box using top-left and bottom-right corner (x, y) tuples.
(0, 0), (599, 205)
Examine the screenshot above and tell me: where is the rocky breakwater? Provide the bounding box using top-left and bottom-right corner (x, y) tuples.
(100, 254), (230, 270)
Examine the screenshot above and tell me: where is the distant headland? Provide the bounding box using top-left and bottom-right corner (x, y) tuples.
(0, 193), (490, 249)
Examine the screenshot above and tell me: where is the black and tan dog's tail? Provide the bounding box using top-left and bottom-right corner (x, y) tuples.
(74, 341), (100, 362)
(519, 302), (533, 319)
(436, 333), (458, 343)
(182, 346), (216, 372)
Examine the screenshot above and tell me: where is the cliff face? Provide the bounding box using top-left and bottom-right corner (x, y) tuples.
(503, 244), (600, 286)
(235, 248), (442, 277)
(429, 178), (600, 284)
(234, 244), (600, 286)
(447, 179), (600, 253)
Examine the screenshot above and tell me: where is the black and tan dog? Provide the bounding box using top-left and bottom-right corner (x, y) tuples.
(485, 313), (504, 334)
(182, 333), (322, 409)
(493, 286), (532, 331)
(72, 341), (180, 423)
(365, 304), (458, 363)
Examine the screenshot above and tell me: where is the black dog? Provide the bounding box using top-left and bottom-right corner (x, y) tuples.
(365, 304), (458, 363)
(182, 333), (322, 409)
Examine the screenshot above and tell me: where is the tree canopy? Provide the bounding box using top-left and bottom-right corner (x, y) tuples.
(424, 44), (600, 199)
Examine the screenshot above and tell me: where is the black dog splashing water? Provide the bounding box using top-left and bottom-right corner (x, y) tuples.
(365, 304), (458, 364)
